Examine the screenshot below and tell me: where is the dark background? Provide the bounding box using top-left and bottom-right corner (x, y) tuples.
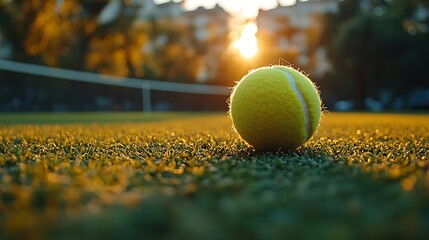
(1, 0), (428, 112)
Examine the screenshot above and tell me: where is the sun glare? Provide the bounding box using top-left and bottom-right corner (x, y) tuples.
(232, 22), (258, 58)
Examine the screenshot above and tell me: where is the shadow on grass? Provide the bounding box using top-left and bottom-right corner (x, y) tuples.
(26, 147), (426, 240)
(1, 126), (428, 240)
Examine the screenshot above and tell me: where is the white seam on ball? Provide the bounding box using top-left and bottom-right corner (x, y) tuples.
(275, 68), (310, 139)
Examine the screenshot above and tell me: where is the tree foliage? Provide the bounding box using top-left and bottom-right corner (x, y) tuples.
(0, 1), (229, 111)
(0, 0), (213, 80)
(323, 0), (429, 109)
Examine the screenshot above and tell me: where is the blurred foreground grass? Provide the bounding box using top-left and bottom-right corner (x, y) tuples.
(0, 113), (428, 240)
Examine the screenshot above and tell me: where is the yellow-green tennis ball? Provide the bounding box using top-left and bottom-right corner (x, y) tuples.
(229, 65), (322, 151)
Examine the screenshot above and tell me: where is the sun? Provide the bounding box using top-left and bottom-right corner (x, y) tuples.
(232, 22), (258, 58)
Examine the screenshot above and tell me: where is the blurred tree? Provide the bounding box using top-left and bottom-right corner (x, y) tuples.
(85, 0), (143, 77)
(148, 19), (201, 83)
(0, 0), (226, 111)
(322, 0), (429, 109)
(0, 0), (110, 68)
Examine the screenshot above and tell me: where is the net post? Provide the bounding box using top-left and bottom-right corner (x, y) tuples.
(141, 82), (152, 112)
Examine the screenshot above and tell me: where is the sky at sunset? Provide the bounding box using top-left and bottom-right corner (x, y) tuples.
(154, 0), (300, 18)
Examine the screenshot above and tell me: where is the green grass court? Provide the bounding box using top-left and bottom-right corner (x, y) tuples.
(0, 113), (428, 239)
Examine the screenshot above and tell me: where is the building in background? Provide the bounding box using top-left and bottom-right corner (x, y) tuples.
(184, 4), (230, 82)
(257, 0), (339, 77)
(136, 0), (339, 81)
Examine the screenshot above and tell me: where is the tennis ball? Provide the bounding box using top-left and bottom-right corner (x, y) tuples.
(229, 65), (322, 151)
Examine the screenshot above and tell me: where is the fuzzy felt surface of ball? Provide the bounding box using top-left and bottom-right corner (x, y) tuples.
(229, 65), (322, 151)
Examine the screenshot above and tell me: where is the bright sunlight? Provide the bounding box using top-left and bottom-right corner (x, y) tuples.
(232, 22), (258, 58)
